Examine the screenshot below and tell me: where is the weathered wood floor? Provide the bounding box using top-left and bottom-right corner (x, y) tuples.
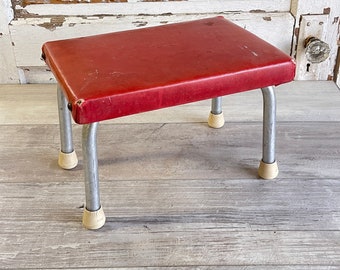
(0, 81), (339, 269)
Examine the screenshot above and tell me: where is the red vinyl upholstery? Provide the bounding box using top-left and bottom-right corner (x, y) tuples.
(42, 16), (295, 124)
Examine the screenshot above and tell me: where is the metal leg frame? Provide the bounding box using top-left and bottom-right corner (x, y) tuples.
(258, 86), (279, 179)
(58, 85), (277, 229)
(57, 85), (78, 169)
(208, 96), (225, 128)
(82, 123), (106, 230)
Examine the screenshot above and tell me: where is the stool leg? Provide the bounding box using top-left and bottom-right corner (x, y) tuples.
(208, 97), (225, 128)
(57, 85), (78, 169)
(258, 86), (279, 179)
(82, 122), (106, 230)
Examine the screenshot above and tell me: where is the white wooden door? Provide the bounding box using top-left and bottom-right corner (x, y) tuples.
(0, 0), (338, 84)
(291, 0), (340, 83)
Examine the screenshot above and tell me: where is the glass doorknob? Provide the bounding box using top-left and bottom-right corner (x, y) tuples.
(304, 36), (330, 63)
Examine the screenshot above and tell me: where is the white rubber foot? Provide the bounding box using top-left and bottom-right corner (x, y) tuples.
(258, 160), (279, 180)
(208, 112), (225, 128)
(58, 150), (78, 170)
(82, 206), (106, 230)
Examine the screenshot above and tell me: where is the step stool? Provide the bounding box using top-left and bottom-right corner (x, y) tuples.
(42, 16), (296, 230)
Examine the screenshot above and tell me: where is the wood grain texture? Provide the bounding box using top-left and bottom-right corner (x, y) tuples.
(0, 122), (340, 182)
(0, 82), (340, 269)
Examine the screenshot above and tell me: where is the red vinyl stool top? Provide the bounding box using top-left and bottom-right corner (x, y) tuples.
(42, 16), (295, 124)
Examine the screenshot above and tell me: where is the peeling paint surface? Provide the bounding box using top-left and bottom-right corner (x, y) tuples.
(9, 12), (294, 70)
(18, 0), (190, 7)
(132, 20), (148, 27)
(13, 0), (292, 17)
(3, 0), (296, 84)
(37, 16), (66, 31)
(323, 7), (331, 14)
(19, 0), (129, 7)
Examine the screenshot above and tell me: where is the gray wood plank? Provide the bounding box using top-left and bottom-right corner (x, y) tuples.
(0, 122), (340, 183)
(0, 82), (340, 269)
(1, 215), (340, 268)
(1, 178), (340, 231)
(1, 120), (340, 267)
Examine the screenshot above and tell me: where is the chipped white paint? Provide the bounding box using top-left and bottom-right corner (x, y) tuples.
(17, 0), (292, 16)
(1, 0), (294, 84)
(1, 0), (338, 84)
(9, 13), (294, 83)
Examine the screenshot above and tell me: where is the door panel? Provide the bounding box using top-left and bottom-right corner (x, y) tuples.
(19, 0), (292, 15)
(3, 0), (293, 83)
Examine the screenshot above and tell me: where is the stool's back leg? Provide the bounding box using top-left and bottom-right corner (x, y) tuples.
(208, 97), (225, 128)
(258, 86), (279, 179)
(211, 96), (223, 115)
(57, 85), (78, 169)
(82, 122), (106, 229)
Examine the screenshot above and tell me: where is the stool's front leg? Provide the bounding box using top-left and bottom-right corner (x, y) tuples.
(57, 85), (78, 169)
(208, 97), (225, 128)
(258, 86), (279, 179)
(82, 122), (106, 230)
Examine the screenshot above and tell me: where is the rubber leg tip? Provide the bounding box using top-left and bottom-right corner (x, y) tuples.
(208, 112), (225, 128)
(58, 150), (78, 170)
(258, 160), (279, 179)
(82, 206), (106, 230)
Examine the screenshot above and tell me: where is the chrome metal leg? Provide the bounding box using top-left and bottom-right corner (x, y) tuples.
(262, 86), (276, 163)
(261, 86), (276, 164)
(82, 122), (106, 229)
(57, 85), (78, 169)
(82, 122), (101, 211)
(57, 85), (73, 153)
(211, 97), (223, 115)
(258, 86), (278, 179)
(208, 96), (225, 128)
